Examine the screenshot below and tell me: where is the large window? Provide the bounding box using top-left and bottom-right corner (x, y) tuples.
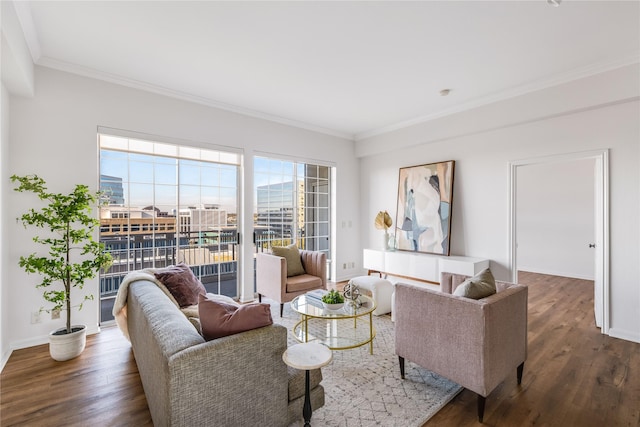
(99, 133), (240, 323)
(254, 156), (332, 278)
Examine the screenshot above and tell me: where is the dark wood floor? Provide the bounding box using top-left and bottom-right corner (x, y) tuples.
(1, 272), (638, 426)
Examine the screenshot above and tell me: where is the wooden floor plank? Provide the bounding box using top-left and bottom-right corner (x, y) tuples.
(1, 272), (639, 426)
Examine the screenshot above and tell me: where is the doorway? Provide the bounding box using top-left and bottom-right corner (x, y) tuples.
(509, 150), (609, 334)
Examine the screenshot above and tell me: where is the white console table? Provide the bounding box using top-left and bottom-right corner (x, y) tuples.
(363, 249), (489, 284)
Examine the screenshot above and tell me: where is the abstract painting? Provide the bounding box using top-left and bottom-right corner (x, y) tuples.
(395, 161), (455, 255)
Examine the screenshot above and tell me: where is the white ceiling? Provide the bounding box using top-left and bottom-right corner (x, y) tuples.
(13, 1), (640, 140)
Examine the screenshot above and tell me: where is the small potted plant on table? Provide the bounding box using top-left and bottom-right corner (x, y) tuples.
(321, 289), (345, 310)
(12, 174), (112, 361)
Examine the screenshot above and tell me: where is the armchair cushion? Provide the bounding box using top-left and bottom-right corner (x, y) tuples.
(272, 244), (306, 277)
(452, 268), (497, 300)
(286, 274), (323, 293)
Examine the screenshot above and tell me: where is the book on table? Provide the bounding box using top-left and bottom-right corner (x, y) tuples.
(305, 289), (328, 302)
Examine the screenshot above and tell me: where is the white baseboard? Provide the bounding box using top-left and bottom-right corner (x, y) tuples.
(9, 325), (101, 352)
(608, 327), (640, 344)
(335, 273), (359, 283)
(0, 348), (12, 373)
(517, 267), (594, 281)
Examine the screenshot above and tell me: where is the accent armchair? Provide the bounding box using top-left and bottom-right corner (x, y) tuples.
(257, 250), (327, 317)
(395, 272), (528, 422)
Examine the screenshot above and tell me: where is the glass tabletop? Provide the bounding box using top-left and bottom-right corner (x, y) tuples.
(290, 294), (376, 319)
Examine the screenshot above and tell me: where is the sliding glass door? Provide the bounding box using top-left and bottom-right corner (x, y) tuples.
(98, 133), (240, 323)
(254, 156), (332, 279)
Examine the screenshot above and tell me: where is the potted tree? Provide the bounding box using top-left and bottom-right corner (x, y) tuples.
(12, 174), (112, 361)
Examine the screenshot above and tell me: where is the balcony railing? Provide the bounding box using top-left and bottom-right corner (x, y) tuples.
(99, 227), (329, 323)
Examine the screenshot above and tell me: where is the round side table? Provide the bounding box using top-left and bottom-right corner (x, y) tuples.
(282, 342), (332, 427)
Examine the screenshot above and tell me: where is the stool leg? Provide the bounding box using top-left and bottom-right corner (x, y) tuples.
(303, 369), (312, 426)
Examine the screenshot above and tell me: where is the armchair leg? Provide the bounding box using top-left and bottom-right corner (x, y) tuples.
(258, 294), (262, 302)
(280, 303), (284, 317)
(398, 356), (405, 379)
(477, 395), (486, 423)
(517, 362), (524, 385)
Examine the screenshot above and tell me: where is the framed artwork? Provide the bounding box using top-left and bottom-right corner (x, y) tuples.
(395, 160), (455, 255)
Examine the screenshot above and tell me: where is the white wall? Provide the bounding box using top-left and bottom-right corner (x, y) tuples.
(1, 83), (9, 368)
(5, 66), (361, 350)
(517, 159), (595, 280)
(357, 65), (640, 343)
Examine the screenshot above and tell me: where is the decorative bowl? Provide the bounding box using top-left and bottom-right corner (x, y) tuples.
(322, 302), (344, 311)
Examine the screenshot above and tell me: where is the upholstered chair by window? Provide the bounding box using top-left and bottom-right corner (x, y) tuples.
(257, 246), (327, 317)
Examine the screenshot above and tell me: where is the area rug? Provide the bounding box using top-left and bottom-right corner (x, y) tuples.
(269, 302), (462, 427)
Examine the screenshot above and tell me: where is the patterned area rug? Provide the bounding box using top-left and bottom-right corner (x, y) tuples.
(270, 302), (462, 427)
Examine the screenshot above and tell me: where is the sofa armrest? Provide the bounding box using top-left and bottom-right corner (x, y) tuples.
(257, 253), (287, 301)
(169, 324), (290, 426)
(300, 250), (327, 286)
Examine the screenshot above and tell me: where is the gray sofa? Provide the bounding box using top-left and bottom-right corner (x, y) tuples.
(127, 279), (324, 426)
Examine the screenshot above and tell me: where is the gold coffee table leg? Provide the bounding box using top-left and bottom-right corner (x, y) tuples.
(369, 312), (373, 355)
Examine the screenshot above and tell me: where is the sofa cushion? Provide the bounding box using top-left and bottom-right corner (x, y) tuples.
(183, 294), (239, 334)
(287, 366), (323, 401)
(286, 274), (323, 293)
(453, 268), (497, 299)
(154, 263), (207, 307)
(198, 294), (273, 340)
(272, 244), (306, 277)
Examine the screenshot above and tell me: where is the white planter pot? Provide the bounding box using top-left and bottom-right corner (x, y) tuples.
(49, 325), (87, 361)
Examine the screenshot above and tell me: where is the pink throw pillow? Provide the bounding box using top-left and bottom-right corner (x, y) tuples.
(154, 263), (206, 307)
(198, 294), (273, 340)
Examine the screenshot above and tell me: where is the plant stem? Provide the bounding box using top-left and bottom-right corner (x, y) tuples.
(66, 220), (71, 334)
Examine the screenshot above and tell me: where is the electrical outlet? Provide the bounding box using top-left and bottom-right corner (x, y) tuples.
(342, 263), (347, 269)
(51, 309), (61, 320)
(31, 311), (42, 324)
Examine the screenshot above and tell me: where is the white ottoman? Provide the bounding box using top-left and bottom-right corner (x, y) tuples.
(349, 275), (394, 316)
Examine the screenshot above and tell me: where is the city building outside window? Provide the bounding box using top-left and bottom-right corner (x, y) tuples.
(98, 133), (240, 323)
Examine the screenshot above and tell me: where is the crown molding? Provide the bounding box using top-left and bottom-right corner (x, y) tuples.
(11, 0), (41, 62)
(36, 56), (355, 141)
(355, 53), (640, 141)
(29, 47), (640, 144)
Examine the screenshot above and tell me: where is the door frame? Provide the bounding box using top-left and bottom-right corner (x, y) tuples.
(508, 149), (609, 334)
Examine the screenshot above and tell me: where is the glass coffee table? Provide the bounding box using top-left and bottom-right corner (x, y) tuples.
(290, 294), (377, 354)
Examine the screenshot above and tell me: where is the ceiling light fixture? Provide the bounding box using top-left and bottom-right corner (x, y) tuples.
(547, 0), (561, 7)
(439, 89), (451, 97)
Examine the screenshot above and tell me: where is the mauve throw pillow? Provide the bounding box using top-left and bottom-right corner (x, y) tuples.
(154, 263), (206, 307)
(198, 294), (273, 340)
(272, 244), (306, 277)
(453, 268), (497, 300)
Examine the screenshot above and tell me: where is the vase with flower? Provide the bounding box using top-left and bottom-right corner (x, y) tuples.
(374, 210), (393, 251)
